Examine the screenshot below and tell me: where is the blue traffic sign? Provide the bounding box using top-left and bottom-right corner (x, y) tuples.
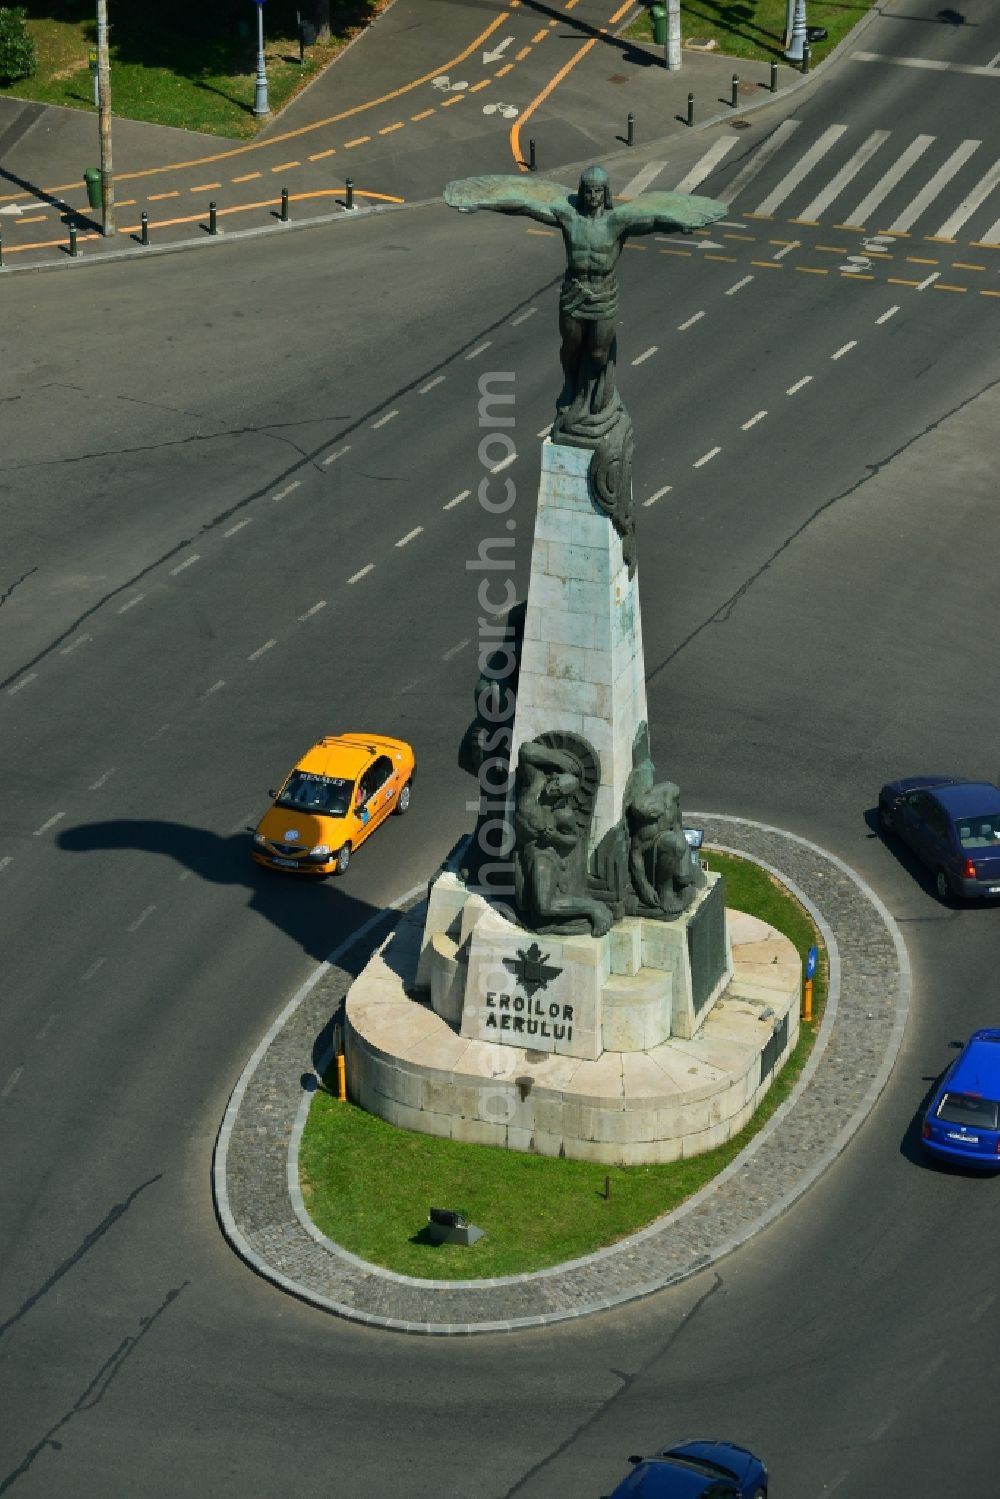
(805, 945), (817, 980)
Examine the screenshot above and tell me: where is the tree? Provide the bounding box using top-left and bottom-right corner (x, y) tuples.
(0, 6), (36, 84)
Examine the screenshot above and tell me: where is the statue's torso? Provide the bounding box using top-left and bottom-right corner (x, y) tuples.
(560, 211), (621, 280)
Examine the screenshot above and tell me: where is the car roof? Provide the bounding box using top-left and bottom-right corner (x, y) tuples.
(295, 738), (373, 780)
(932, 781), (1000, 816)
(613, 1460), (725, 1497)
(949, 1031), (1000, 1098)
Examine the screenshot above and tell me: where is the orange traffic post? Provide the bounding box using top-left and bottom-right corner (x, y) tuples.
(336, 1052), (346, 1102)
(803, 978), (813, 1023)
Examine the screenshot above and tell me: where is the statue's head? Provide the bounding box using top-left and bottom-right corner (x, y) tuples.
(577, 165), (612, 216)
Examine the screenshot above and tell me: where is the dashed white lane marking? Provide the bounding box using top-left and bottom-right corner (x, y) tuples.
(372, 409), (399, 429)
(726, 275), (754, 296)
(399, 678), (421, 693)
(491, 452), (517, 474)
(0, 856), (12, 874)
(643, 485), (671, 507)
(89, 768), (116, 790)
(741, 410), (768, 430)
(127, 905), (156, 933)
(36, 1014), (57, 1041)
(694, 447), (721, 468)
(511, 307), (537, 326)
(396, 526), (424, 547)
(200, 680), (226, 698)
(147, 723), (171, 743)
(81, 956), (107, 982)
(443, 638), (471, 660)
(170, 555), (199, 575)
(224, 519), (252, 537)
(248, 640), (276, 661)
(117, 594), (145, 614)
(787, 376), (813, 394)
(298, 600), (326, 620)
(678, 311), (705, 330)
(272, 480), (301, 502)
(831, 340), (857, 360)
(8, 673), (37, 695)
(465, 341), (492, 359)
(60, 635), (90, 656)
(772, 240), (799, 260)
(631, 346), (657, 365)
(419, 376), (445, 394)
(537, 423), (553, 438)
(876, 305), (900, 323)
(1, 1068), (23, 1099)
(444, 490), (470, 509)
(348, 564), (374, 583)
(323, 445), (350, 465)
(33, 812), (65, 837)
(916, 271), (940, 291)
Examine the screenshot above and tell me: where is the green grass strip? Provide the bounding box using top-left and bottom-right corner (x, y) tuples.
(623, 1), (875, 67)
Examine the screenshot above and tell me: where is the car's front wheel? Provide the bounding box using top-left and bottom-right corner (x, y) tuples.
(935, 866), (951, 901)
(394, 781), (412, 815)
(334, 843), (351, 876)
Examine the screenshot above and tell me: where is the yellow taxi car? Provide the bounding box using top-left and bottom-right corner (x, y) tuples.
(251, 733), (415, 876)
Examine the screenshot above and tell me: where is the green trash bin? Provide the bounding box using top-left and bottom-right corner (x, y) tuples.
(83, 167), (102, 210)
(649, 2), (667, 45)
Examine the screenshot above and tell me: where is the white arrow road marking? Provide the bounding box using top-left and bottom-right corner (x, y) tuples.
(483, 37), (514, 64)
(0, 204), (24, 215)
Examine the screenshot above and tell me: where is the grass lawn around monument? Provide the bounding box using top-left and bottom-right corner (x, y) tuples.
(623, 0), (875, 67)
(298, 851), (828, 1280)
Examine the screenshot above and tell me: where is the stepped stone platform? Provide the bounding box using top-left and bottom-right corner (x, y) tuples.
(345, 902), (800, 1166)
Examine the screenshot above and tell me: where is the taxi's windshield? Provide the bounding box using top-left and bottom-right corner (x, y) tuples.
(276, 771), (352, 817)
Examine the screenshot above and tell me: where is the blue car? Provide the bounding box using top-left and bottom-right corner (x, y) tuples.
(603, 1439), (767, 1499)
(922, 1030), (1000, 1169)
(877, 776), (1000, 901)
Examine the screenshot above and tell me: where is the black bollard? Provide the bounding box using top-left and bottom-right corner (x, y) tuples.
(801, 41), (811, 74)
(731, 73), (739, 107)
(626, 111), (634, 147)
(528, 137), (536, 171)
(281, 186), (289, 223)
(686, 92), (694, 127)
(770, 60), (778, 92)
(209, 200), (218, 236)
(69, 223), (78, 257)
(140, 211), (148, 246)
(346, 177), (354, 210)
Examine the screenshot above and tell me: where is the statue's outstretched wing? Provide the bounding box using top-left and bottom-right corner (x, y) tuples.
(444, 175), (569, 222)
(612, 190), (726, 234)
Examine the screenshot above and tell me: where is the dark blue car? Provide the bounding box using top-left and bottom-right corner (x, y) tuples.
(877, 776), (1000, 900)
(923, 1030), (1000, 1169)
(602, 1439), (767, 1498)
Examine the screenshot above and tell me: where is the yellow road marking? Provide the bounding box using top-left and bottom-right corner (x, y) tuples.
(532, 28), (548, 41)
(271, 161), (300, 172)
(191, 182), (222, 192)
(952, 262), (984, 271)
(232, 171), (261, 182)
(469, 79), (491, 92)
(441, 94), (464, 107)
(880, 227), (908, 236)
(18, 214), (47, 224)
(3, 231), (99, 254)
(888, 277), (920, 286)
(116, 186), (406, 235)
(344, 135), (371, 147)
(624, 242), (646, 251)
(411, 109), (435, 121)
(378, 121), (404, 134)
(309, 149), (335, 160)
(516, 45), (532, 60)
(148, 190), (179, 201)
(790, 218), (819, 226)
(527, 227), (557, 236)
(704, 253), (737, 262)
(495, 63), (514, 76)
(934, 283), (966, 292)
(566, 0), (580, 9)
(815, 244), (847, 254)
(926, 235), (955, 244)
(751, 260), (781, 268)
(981, 289), (1000, 297)
(906, 256), (937, 264)
(660, 248), (692, 256)
(796, 266), (828, 274)
(723, 232), (755, 241)
(970, 240), (1000, 250)
(512, 35), (597, 169)
(744, 212), (773, 220)
(832, 223), (865, 232)
(841, 272), (874, 280)
(769, 238), (796, 245)
(117, 199), (136, 207)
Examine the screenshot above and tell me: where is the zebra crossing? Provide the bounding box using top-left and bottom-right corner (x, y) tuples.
(650, 122), (1000, 245)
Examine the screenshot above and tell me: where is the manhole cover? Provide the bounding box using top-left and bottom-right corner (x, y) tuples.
(731, 118), (751, 129)
(608, 73), (627, 83)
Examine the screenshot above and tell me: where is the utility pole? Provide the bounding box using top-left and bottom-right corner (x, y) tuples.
(96, 0), (115, 235)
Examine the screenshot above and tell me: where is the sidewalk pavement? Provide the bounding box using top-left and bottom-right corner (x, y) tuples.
(213, 816), (909, 1335)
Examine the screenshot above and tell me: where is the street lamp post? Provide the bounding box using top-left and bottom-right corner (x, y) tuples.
(253, 0), (270, 118)
(784, 0), (807, 63)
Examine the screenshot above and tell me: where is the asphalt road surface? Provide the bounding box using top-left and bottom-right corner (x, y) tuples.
(2, 2), (1000, 1493)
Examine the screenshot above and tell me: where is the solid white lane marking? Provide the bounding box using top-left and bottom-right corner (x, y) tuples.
(348, 564), (374, 583)
(117, 594), (145, 613)
(537, 423), (553, 438)
(840, 134), (935, 227)
(933, 158), (1000, 240)
(672, 139), (739, 195)
(89, 768), (116, 790)
(831, 340), (857, 359)
(170, 555), (199, 575)
(127, 905), (156, 933)
(272, 480), (301, 502)
(631, 346), (657, 365)
(886, 140), (981, 233)
(620, 160), (668, 199)
(444, 490), (470, 509)
(419, 376), (445, 393)
(772, 239), (799, 259)
(720, 118), (801, 205)
(916, 271), (940, 291)
(248, 639), (276, 660)
(643, 485), (671, 507)
(147, 723), (170, 743)
(82, 957), (106, 981)
(200, 680), (226, 698)
(372, 409), (399, 429)
(876, 305), (900, 323)
(741, 410), (768, 430)
(60, 635), (90, 655)
(465, 342), (492, 359)
(693, 447), (721, 467)
(726, 275), (754, 295)
(8, 673), (37, 695)
(754, 125), (847, 216)
(33, 812), (65, 837)
(798, 130), (890, 220)
(678, 310), (705, 330)
(396, 527), (423, 547)
(323, 445), (350, 464)
(224, 519), (252, 537)
(298, 601), (326, 620)
(1, 1068), (23, 1099)
(852, 51), (1000, 77)
(511, 307), (537, 326)
(490, 452), (517, 474)
(787, 376), (813, 394)
(442, 638), (471, 660)
(0, 856), (12, 874)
